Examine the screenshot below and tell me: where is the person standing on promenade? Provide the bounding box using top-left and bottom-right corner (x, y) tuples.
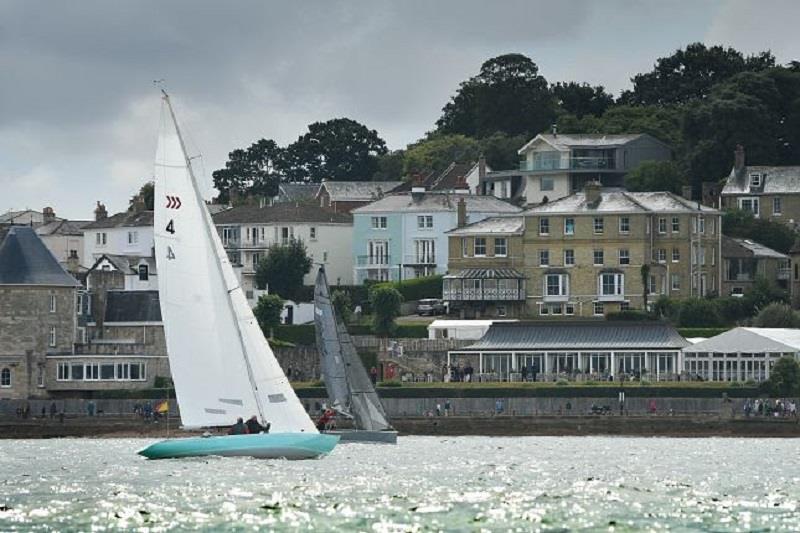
(49, 402), (57, 419)
(444, 400), (451, 417)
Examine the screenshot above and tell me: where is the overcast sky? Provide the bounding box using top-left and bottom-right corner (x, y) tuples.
(2, 0), (799, 219)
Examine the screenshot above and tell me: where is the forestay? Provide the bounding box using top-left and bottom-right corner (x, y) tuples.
(153, 94), (316, 433)
(314, 268), (393, 431)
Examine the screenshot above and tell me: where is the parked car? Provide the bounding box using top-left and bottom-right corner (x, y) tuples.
(417, 298), (445, 316)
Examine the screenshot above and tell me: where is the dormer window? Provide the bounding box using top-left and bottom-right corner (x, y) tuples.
(749, 173), (762, 188)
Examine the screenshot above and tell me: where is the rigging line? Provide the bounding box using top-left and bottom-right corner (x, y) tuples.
(161, 90), (268, 425)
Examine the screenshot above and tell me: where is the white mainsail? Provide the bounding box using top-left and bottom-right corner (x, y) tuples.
(153, 93), (316, 433)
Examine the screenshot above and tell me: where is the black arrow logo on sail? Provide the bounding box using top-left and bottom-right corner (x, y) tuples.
(165, 195), (182, 209)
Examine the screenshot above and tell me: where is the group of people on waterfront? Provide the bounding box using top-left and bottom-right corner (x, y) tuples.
(443, 362), (474, 382)
(743, 398), (797, 418)
(14, 402), (64, 422)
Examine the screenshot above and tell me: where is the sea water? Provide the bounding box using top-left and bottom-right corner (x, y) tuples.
(1, 436), (799, 531)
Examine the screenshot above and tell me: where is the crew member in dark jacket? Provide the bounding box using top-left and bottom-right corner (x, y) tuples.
(245, 415), (270, 434)
(228, 417), (248, 435)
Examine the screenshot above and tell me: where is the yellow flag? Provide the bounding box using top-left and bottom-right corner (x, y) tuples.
(155, 400), (169, 414)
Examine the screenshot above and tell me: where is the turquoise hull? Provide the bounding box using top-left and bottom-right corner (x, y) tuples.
(138, 433), (339, 460)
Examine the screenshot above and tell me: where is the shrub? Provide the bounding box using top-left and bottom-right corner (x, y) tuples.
(273, 324), (316, 345)
(254, 293), (285, 337)
(372, 275), (443, 301)
(653, 295), (679, 321)
(677, 327), (729, 338)
(556, 379), (569, 386)
(331, 289), (353, 324)
(370, 286), (403, 337)
(606, 310), (654, 321)
(761, 356), (800, 397)
(639, 379), (651, 386)
(678, 298), (723, 327)
(378, 381), (402, 387)
(395, 324), (428, 338)
(754, 302), (800, 328)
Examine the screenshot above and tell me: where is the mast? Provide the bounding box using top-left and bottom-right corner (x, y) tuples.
(161, 91), (268, 425)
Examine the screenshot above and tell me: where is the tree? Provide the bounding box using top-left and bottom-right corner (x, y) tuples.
(129, 182), (154, 211)
(763, 356), (800, 397)
(478, 132), (529, 170)
(557, 104), (683, 150)
(254, 240), (312, 301)
(754, 302), (800, 328)
(331, 289), (353, 324)
(283, 118), (388, 182)
(436, 53), (556, 138)
(403, 134), (481, 174)
(370, 286), (403, 337)
(624, 161), (686, 194)
(552, 82), (613, 118)
(620, 43), (775, 106)
(722, 209), (798, 254)
(372, 150), (406, 181)
(213, 139), (284, 203)
(678, 298), (723, 327)
(253, 293), (284, 338)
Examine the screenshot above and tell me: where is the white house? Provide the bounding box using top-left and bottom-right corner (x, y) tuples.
(213, 203), (353, 304)
(82, 203), (154, 268)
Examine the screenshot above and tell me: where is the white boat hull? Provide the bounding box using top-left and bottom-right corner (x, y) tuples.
(325, 429), (398, 444)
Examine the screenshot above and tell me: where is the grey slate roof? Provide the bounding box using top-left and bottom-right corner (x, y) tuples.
(519, 133), (665, 154)
(35, 219), (92, 237)
(523, 189), (717, 215)
(684, 327), (800, 354)
(212, 203), (352, 225)
(104, 290), (162, 322)
(447, 216), (525, 235)
(722, 166), (800, 195)
(0, 209), (64, 225)
(722, 236), (787, 260)
(352, 192), (521, 214)
(445, 268), (525, 280)
(83, 210), (154, 230)
(278, 183), (320, 202)
(461, 321), (689, 351)
(0, 226), (79, 286)
(318, 180), (403, 202)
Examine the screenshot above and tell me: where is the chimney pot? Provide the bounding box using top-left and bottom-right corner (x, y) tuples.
(584, 181), (602, 205)
(42, 206), (56, 223)
(94, 201), (108, 221)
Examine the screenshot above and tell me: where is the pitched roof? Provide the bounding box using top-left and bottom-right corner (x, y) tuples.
(0, 226), (79, 286)
(352, 192), (522, 214)
(722, 236), (788, 260)
(89, 254), (158, 276)
(683, 327), (800, 354)
(447, 216), (525, 236)
(278, 183), (320, 202)
(83, 210), (154, 230)
(722, 166), (800, 195)
(523, 189), (718, 215)
(519, 133), (663, 154)
(428, 162), (474, 190)
(0, 209), (64, 225)
(212, 203), (352, 225)
(104, 290), (162, 322)
(461, 321), (689, 351)
(35, 219), (93, 237)
(444, 268), (525, 279)
(318, 180), (403, 202)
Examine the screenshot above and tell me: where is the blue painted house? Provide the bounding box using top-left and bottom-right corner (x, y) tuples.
(351, 187), (521, 284)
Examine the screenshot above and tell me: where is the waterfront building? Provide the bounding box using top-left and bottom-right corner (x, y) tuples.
(316, 180), (403, 213)
(85, 254), (158, 292)
(212, 203), (353, 302)
(447, 321), (689, 382)
(444, 216), (527, 318)
(82, 202), (154, 268)
(721, 236), (789, 297)
(351, 189), (521, 284)
(721, 145), (800, 229)
(478, 132), (671, 205)
(35, 217), (92, 276)
(427, 319), (518, 340)
(683, 327), (800, 382)
(0, 227), (80, 399)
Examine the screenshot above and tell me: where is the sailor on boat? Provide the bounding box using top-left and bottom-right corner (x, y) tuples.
(228, 417), (248, 435)
(246, 415), (270, 434)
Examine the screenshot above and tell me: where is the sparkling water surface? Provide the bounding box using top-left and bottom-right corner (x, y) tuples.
(1, 436), (799, 531)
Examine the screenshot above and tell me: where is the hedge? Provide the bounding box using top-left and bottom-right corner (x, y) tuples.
(371, 275), (443, 301)
(293, 385), (759, 399)
(274, 324), (316, 345)
(676, 327), (730, 338)
(395, 324), (428, 338)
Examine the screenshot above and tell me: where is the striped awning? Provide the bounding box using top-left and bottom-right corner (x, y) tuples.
(445, 268), (525, 280)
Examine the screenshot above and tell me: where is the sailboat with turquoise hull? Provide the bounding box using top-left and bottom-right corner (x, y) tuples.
(138, 92), (338, 460)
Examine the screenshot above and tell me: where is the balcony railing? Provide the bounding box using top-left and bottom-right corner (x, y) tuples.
(402, 254), (436, 266)
(443, 286), (525, 301)
(356, 255), (392, 267)
(520, 156), (616, 172)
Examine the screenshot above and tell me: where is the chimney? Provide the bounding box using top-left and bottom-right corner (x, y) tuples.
(551, 124), (558, 137)
(478, 155), (486, 180)
(132, 194), (146, 213)
(681, 186), (693, 201)
(584, 181), (602, 205)
(94, 201), (108, 221)
(457, 197), (467, 228)
(411, 172), (426, 200)
(66, 250), (80, 274)
(42, 206), (56, 223)
(734, 144), (745, 172)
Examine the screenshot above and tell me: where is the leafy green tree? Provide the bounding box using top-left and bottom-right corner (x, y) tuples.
(478, 132), (529, 170)
(754, 302), (800, 328)
(653, 295), (679, 321)
(551, 82), (613, 118)
(372, 150), (406, 181)
(331, 289), (353, 324)
(403, 134), (481, 174)
(129, 182), (154, 211)
(624, 161), (686, 194)
(678, 298), (723, 327)
(370, 286), (403, 337)
(213, 139), (284, 203)
(254, 293), (284, 338)
(283, 118), (388, 182)
(619, 43), (775, 106)
(254, 240), (312, 301)
(436, 53), (556, 138)
(763, 356), (800, 397)
(722, 209), (798, 254)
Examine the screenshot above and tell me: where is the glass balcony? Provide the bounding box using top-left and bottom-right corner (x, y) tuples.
(520, 155), (616, 172)
(355, 255), (392, 267)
